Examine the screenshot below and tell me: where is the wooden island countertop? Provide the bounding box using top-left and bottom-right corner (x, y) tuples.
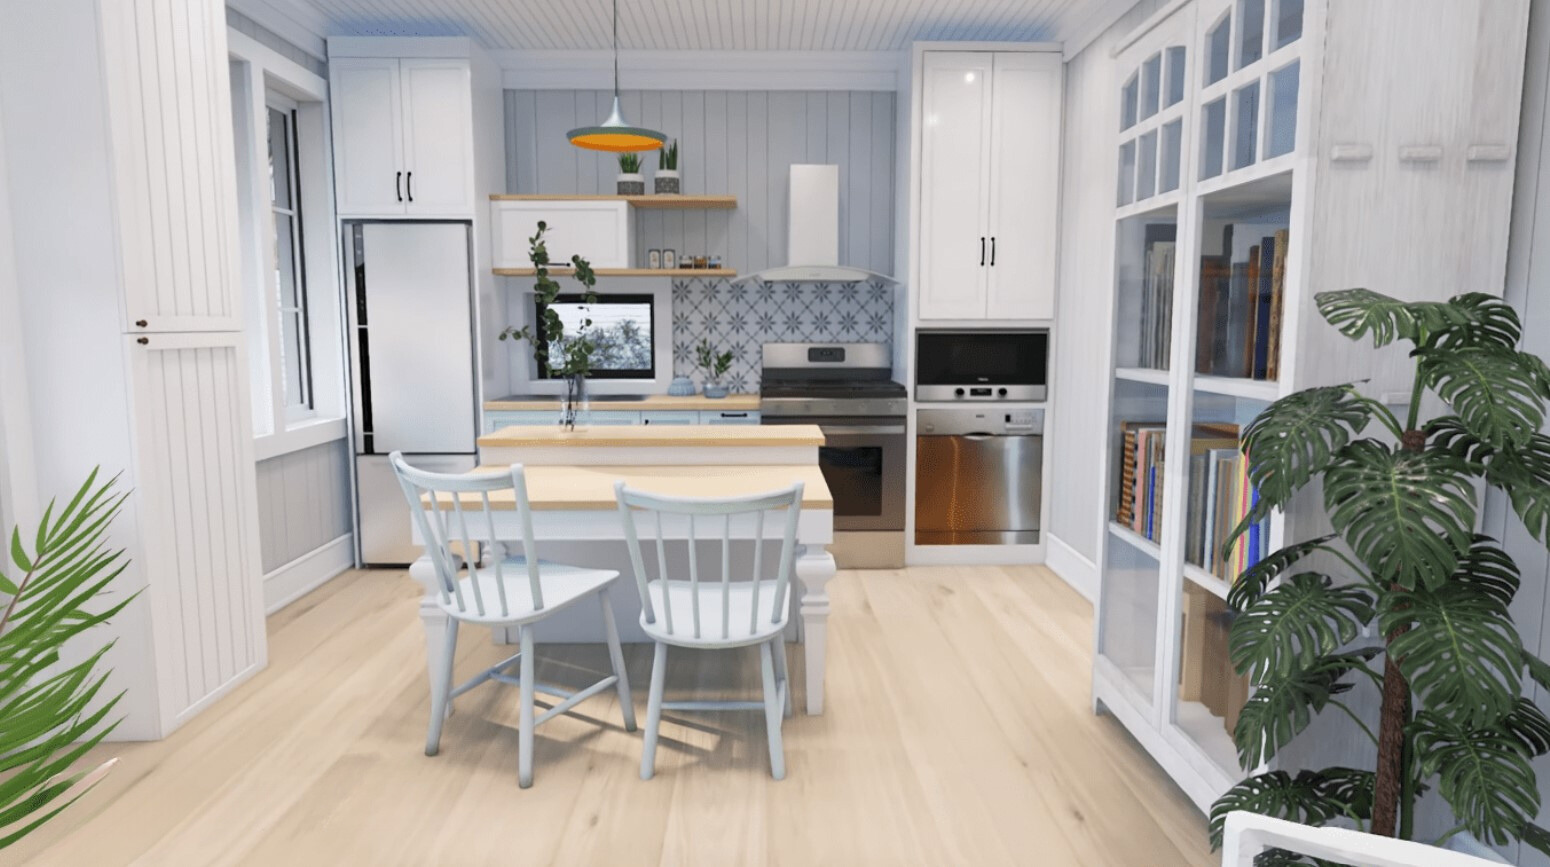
(484, 394), (761, 412)
(434, 464), (833, 511)
(478, 423), (823, 449)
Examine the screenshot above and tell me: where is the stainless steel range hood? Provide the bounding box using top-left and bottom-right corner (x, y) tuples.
(733, 164), (897, 286)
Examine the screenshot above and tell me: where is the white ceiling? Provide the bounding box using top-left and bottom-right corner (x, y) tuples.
(292, 0), (1124, 52)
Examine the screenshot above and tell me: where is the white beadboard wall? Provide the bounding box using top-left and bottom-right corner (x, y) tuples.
(226, 6), (326, 77)
(254, 439), (352, 574)
(1046, 0), (1164, 571)
(503, 89), (896, 275)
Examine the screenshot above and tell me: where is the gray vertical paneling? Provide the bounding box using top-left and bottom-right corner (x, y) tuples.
(500, 87), (897, 279)
(254, 438), (351, 574)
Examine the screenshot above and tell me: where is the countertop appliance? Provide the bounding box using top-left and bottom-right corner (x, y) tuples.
(915, 329), (1049, 402)
(760, 343), (906, 568)
(345, 221), (479, 565)
(915, 407), (1044, 546)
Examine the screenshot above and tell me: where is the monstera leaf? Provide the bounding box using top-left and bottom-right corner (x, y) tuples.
(1322, 440), (1477, 590)
(1427, 415), (1495, 469)
(1484, 432), (1550, 545)
(1448, 535), (1522, 608)
(1209, 768), (1374, 849)
(1227, 534), (1342, 612)
(1417, 344), (1544, 449)
(1315, 288), (1467, 347)
(1224, 387), (1371, 549)
(1383, 576), (1523, 728)
(1424, 292), (1524, 350)
(1230, 573), (1375, 681)
(1234, 649), (1381, 768)
(1413, 704), (1550, 845)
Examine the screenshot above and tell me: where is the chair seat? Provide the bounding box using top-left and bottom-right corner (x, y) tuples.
(438, 557), (618, 625)
(640, 579), (789, 647)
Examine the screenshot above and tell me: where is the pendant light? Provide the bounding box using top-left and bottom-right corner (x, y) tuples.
(567, 0), (665, 153)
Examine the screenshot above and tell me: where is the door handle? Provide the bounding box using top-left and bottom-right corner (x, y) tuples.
(396, 171), (403, 202)
(990, 237), (996, 266)
(406, 171), (413, 202)
(980, 237), (986, 266)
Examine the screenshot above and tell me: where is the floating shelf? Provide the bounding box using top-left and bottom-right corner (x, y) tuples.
(488, 194), (737, 210)
(493, 267), (737, 278)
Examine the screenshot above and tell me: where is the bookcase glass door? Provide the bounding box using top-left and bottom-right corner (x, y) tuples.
(1116, 3), (1195, 210)
(1114, 210), (1180, 371)
(1195, 0), (1305, 183)
(1190, 173), (1292, 385)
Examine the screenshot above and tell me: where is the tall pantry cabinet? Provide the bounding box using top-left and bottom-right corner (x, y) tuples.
(915, 48), (1063, 322)
(0, 0), (266, 739)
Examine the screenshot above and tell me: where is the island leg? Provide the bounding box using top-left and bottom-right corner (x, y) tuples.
(794, 545), (837, 715)
(410, 556), (453, 722)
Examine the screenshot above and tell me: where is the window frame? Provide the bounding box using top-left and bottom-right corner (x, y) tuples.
(265, 92), (316, 420)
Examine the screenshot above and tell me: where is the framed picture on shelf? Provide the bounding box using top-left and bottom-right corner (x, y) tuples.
(663, 249), (676, 269)
(648, 249), (661, 269)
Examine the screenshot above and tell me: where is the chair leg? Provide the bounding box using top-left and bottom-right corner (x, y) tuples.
(518, 624), (536, 789)
(641, 641), (668, 780)
(772, 630), (792, 718)
(760, 639), (786, 780)
(599, 587), (637, 732)
(426, 619), (460, 756)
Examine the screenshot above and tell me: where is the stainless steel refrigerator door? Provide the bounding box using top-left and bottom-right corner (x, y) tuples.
(914, 434), (1043, 545)
(348, 222), (477, 455)
(356, 453), (477, 565)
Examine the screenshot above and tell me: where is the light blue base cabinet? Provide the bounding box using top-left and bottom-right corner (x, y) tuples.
(483, 408), (761, 433)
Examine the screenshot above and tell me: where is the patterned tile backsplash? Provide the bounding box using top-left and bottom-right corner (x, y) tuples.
(670, 278), (897, 392)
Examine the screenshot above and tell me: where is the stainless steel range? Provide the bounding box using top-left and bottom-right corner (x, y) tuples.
(760, 343), (907, 569)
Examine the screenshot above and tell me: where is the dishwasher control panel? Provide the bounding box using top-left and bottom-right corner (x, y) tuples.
(916, 407), (1044, 436)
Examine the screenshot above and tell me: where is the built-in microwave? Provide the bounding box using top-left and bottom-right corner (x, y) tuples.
(915, 329), (1049, 402)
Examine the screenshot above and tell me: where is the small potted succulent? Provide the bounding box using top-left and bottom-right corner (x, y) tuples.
(654, 140), (680, 195)
(616, 153), (644, 195)
(695, 338), (733, 399)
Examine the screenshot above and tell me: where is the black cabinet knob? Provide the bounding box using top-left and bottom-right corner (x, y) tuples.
(134, 319), (148, 328)
(136, 337), (149, 345)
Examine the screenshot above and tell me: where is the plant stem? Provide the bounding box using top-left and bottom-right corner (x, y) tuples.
(1404, 369), (1425, 433)
(1399, 694), (1416, 841)
(1372, 412), (1424, 837)
(1328, 698), (1379, 746)
(1433, 824), (1468, 847)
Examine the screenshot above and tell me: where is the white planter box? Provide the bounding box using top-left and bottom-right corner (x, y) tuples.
(491, 199), (632, 269)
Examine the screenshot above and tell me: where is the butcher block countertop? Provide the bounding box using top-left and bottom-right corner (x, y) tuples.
(431, 464), (833, 510)
(477, 424), (824, 449)
(484, 394), (761, 411)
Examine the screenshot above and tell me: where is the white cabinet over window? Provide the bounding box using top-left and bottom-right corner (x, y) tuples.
(915, 48), (1063, 322)
(328, 49), (476, 218)
(491, 199), (633, 270)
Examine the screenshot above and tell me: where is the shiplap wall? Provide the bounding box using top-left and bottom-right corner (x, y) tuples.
(503, 89), (896, 276)
(254, 440), (352, 574)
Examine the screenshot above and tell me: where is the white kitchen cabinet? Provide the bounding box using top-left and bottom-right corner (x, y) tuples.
(328, 56), (475, 218)
(641, 411), (698, 425)
(491, 199), (633, 270)
(915, 49), (1063, 322)
(699, 409), (760, 425)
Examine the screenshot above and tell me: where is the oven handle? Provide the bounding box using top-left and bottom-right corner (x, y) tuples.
(820, 424), (906, 436)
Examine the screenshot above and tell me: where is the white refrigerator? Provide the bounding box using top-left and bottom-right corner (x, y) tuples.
(345, 222), (479, 565)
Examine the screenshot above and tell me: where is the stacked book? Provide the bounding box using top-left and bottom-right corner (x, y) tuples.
(1115, 421), (1167, 542)
(1136, 226), (1177, 370)
(1182, 423), (1266, 581)
(1194, 226), (1289, 380)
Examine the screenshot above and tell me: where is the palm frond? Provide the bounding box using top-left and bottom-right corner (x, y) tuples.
(1322, 440), (1477, 590)
(1229, 573), (1375, 681)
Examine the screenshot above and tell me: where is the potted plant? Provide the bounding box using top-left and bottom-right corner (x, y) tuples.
(0, 470), (136, 850)
(1208, 289), (1550, 861)
(616, 153), (644, 196)
(498, 221), (599, 429)
(654, 140), (679, 195)
(695, 338), (733, 399)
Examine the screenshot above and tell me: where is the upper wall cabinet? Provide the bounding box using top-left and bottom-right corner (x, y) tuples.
(329, 58), (475, 218)
(916, 50), (1063, 322)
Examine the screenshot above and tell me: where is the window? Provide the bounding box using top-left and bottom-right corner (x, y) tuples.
(535, 294), (655, 380)
(267, 96), (313, 415)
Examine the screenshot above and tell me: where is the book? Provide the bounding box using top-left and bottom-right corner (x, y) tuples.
(1223, 262), (1252, 377)
(1266, 228), (1289, 380)
(1196, 256), (1230, 373)
(1253, 237), (1276, 379)
(1243, 245), (1261, 378)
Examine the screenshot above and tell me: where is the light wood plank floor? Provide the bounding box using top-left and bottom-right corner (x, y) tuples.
(14, 565), (1215, 866)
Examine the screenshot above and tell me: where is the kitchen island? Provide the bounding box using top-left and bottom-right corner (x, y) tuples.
(409, 424), (838, 714)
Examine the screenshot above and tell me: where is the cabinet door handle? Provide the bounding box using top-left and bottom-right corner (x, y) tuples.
(136, 337), (150, 345)
(406, 171), (413, 202)
(980, 237), (986, 266)
(134, 319), (148, 328)
(396, 171), (403, 202)
(990, 237), (996, 266)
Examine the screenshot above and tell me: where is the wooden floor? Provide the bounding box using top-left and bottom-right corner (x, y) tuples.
(15, 565), (1215, 866)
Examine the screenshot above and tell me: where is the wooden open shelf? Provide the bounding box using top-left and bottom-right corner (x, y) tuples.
(493, 267), (737, 278)
(488, 194), (737, 210)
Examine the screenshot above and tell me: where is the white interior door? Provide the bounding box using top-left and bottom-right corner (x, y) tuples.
(357, 222), (476, 453)
(918, 51), (995, 320)
(329, 59), (405, 217)
(400, 60), (474, 217)
(987, 52), (1063, 321)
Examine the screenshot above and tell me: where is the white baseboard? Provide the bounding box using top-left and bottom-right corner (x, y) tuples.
(1046, 533), (1098, 603)
(264, 535), (353, 614)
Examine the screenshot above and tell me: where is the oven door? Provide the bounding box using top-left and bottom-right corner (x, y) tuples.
(763, 417), (906, 531)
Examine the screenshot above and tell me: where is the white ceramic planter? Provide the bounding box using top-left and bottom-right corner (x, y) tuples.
(654, 169), (680, 195)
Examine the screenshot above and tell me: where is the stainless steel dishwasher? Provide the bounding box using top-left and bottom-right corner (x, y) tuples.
(914, 407), (1044, 545)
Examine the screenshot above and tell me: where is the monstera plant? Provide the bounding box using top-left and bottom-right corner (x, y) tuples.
(1209, 289), (1550, 860)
